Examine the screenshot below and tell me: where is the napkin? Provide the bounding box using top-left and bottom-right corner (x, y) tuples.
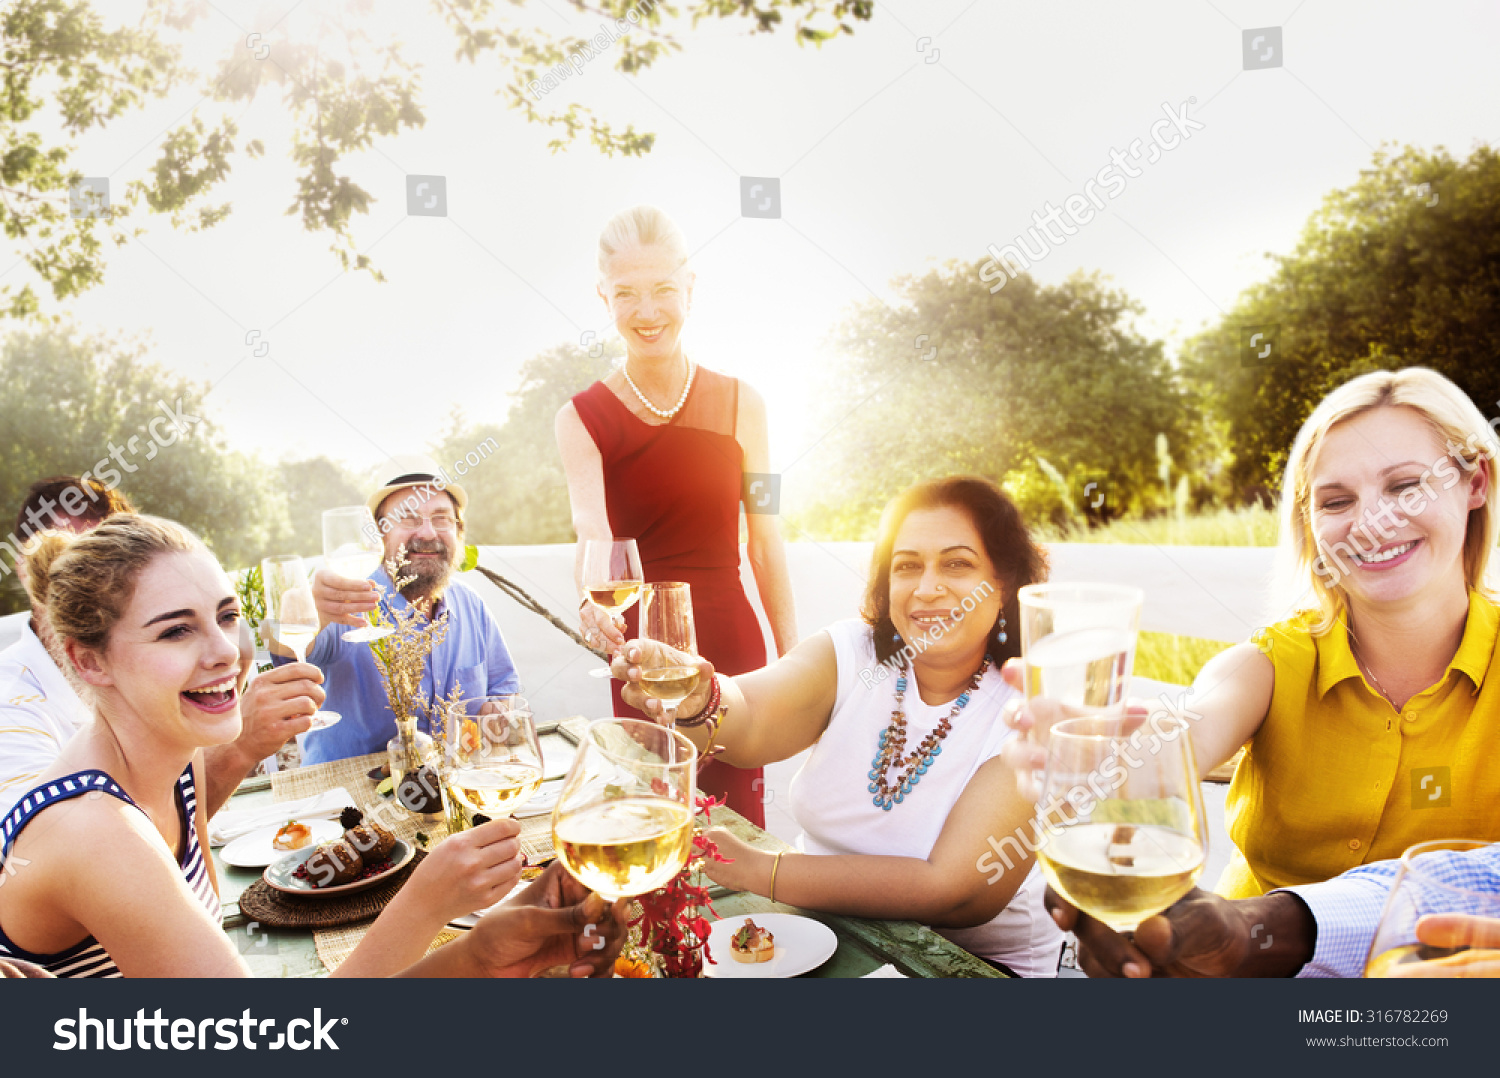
(208, 787), (357, 846)
(513, 779), (564, 819)
(861, 964), (907, 978)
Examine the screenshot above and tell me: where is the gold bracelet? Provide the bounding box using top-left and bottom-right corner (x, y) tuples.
(768, 851), (785, 903)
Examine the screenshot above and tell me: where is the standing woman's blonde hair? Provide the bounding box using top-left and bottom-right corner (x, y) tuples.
(25, 514), (204, 656)
(596, 205), (691, 278)
(1273, 367), (1500, 632)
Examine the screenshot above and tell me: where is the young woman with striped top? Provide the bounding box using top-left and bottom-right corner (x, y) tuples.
(0, 515), (625, 978)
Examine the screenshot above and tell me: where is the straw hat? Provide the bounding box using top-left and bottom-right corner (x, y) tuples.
(367, 454), (469, 519)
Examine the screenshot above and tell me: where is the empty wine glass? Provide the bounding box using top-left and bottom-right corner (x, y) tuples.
(260, 554), (341, 732)
(322, 505), (394, 643)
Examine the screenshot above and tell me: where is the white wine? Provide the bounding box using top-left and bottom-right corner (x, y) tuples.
(278, 624), (319, 660)
(639, 665), (701, 706)
(446, 763), (544, 820)
(327, 549), (381, 581)
(1037, 822), (1204, 931)
(587, 581), (642, 614)
(555, 797), (694, 899)
(1025, 627), (1133, 709)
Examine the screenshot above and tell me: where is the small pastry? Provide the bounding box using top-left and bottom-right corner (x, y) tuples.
(303, 840), (362, 887)
(271, 820), (312, 851)
(730, 919), (775, 964)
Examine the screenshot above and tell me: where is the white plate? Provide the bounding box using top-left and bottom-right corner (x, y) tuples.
(219, 819), (345, 868)
(305, 710), (342, 732)
(705, 913), (838, 978)
(448, 875), (539, 929)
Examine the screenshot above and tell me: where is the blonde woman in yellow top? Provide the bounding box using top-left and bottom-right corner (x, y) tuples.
(1006, 367), (1500, 898)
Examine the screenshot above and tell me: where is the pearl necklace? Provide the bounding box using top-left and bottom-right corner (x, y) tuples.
(867, 655), (990, 811)
(621, 357), (695, 420)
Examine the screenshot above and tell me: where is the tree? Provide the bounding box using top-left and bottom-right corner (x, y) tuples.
(0, 325), (292, 611)
(791, 264), (1189, 536)
(1181, 145), (1500, 496)
(432, 340), (614, 543)
(277, 455), (366, 556)
(0, 0), (872, 318)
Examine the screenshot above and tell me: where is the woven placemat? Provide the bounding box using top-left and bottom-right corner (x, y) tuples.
(269, 753), (558, 971)
(238, 850), (428, 929)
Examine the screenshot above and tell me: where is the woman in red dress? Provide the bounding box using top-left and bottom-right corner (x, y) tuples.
(555, 206), (798, 828)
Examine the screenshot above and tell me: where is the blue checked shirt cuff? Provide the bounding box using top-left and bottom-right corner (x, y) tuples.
(1281, 868), (1395, 979)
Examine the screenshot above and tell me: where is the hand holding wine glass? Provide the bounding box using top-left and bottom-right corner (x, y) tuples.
(260, 555), (342, 732)
(580, 538), (642, 642)
(321, 506), (394, 642)
(1034, 713), (1207, 934)
(613, 641), (716, 725)
(637, 581), (702, 726)
(1365, 839), (1500, 978)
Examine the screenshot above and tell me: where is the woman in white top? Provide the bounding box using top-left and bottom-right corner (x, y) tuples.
(616, 477), (1064, 976)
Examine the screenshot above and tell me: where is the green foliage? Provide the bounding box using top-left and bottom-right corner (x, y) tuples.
(277, 456), (366, 556)
(432, 340), (615, 544)
(1030, 504), (1280, 547)
(791, 264), (1191, 538)
(0, 0), (871, 317)
(1134, 630), (1232, 687)
(0, 324), (296, 610)
(1181, 144), (1500, 495)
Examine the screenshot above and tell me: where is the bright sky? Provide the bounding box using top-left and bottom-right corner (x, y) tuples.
(36, 0), (1500, 489)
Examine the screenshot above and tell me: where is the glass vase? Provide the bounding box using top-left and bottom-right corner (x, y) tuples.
(387, 720), (444, 826)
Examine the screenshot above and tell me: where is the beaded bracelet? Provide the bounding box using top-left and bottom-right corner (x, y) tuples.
(674, 674), (720, 728)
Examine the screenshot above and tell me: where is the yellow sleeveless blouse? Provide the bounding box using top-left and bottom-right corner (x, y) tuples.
(1219, 590), (1500, 898)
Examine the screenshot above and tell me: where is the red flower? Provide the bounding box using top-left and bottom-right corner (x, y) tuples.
(630, 795), (730, 976)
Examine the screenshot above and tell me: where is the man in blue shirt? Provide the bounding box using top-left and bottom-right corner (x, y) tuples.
(1047, 843), (1500, 978)
(298, 456), (520, 765)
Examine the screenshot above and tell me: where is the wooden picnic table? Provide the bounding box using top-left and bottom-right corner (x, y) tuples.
(212, 740), (1004, 979)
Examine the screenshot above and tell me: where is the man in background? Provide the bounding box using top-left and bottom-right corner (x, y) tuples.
(0, 475), (326, 817)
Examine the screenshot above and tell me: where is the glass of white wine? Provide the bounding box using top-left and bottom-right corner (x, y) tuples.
(1034, 714), (1207, 933)
(1364, 839), (1500, 978)
(582, 538), (644, 678)
(322, 505), (394, 643)
(442, 695), (543, 833)
(259, 555), (341, 732)
(637, 581), (701, 726)
(552, 718), (697, 904)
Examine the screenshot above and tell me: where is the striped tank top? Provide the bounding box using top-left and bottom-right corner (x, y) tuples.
(0, 766), (221, 977)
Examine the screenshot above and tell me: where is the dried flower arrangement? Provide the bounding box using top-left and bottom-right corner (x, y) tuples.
(629, 794), (730, 978)
(367, 546), (464, 815)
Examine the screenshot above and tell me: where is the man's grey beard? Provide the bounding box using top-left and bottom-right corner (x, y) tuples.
(398, 539), (455, 604)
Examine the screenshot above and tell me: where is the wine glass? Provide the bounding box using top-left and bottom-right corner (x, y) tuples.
(1034, 713), (1207, 933)
(322, 505), (394, 643)
(1365, 839), (1500, 978)
(259, 555), (342, 732)
(581, 538), (643, 678)
(1017, 582), (1143, 791)
(442, 695), (543, 833)
(637, 581), (701, 726)
(552, 718), (697, 903)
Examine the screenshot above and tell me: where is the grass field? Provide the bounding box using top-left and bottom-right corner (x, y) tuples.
(1039, 506), (1277, 684)
(1035, 505), (1280, 547)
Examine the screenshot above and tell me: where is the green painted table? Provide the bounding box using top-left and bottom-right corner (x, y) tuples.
(214, 774), (1005, 979)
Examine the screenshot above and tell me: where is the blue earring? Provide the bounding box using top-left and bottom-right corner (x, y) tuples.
(997, 614), (1008, 645)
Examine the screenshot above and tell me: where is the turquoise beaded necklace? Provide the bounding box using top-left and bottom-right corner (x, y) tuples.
(867, 654), (991, 811)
